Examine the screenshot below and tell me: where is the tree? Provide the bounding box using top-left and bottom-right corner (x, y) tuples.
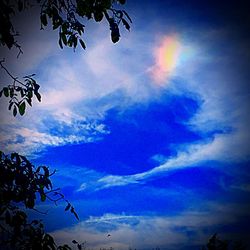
(0, 0), (131, 249)
(202, 234), (247, 250)
(0, 151), (80, 249)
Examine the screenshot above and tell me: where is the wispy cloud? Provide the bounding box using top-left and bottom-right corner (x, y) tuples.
(79, 124), (249, 191)
(51, 202), (250, 250)
(76, 29), (250, 191)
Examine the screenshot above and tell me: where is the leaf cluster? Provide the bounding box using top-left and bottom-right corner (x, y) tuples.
(39, 0), (132, 50)
(0, 0), (131, 52)
(0, 59), (41, 116)
(0, 0), (31, 55)
(0, 151), (79, 249)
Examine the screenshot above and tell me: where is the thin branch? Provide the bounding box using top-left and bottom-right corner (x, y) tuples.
(44, 187), (60, 195)
(0, 59), (26, 87)
(31, 207), (48, 215)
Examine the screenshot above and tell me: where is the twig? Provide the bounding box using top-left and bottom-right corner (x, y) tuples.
(31, 207), (48, 215)
(0, 59), (26, 87)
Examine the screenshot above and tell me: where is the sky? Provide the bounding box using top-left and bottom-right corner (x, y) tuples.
(0, 0), (250, 249)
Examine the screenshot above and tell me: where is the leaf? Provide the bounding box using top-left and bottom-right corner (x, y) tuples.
(61, 33), (67, 45)
(26, 97), (32, 106)
(43, 166), (49, 177)
(3, 87), (9, 97)
(26, 198), (35, 208)
(41, 193), (46, 202)
(13, 105), (17, 117)
(40, 14), (48, 26)
(79, 39), (86, 49)
(8, 102), (14, 111)
(73, 36), (77, 49)
(53, 21), (61, 30)
(72, 240), (78, 244)
(122, 10), (132, 23)
(94, 10), (104, 22)
(33, 82), (40, 91)
(65, 203), (71, 211)
(59, 37), (63, 49)
(122, 18), (130, 30)
(19, 101), (26, 116)
(73, 210), (79, 220)
(110, 23), (120, 43)
(71, 207), (79, 220)
(35, 92), (41, 102)
(27, 89), (33, 98)
(10, 88), (14, 98)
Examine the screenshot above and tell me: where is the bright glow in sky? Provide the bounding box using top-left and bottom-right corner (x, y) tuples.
(0, 1), (250, 249)
(151, 35), (181, 84)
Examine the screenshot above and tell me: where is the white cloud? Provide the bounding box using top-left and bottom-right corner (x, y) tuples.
(51, 202), (250, 250)
(80, 128), (249, 191)
(0, 23), (160, 156)
(74, 30), (250, 191)
(1, 18), (249, 175)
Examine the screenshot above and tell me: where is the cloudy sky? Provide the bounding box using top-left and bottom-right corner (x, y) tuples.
(1, 0), (250, 249)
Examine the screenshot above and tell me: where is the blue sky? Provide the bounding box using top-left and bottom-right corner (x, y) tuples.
(0, 0), (250, 249)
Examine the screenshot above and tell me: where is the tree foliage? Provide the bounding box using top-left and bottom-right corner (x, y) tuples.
(202, 234), (247, 250)
(0, 1), (132, 249)
(0, 59), (42, 117)
(0, 0), (132, 116)
(0, 150), (81, 249)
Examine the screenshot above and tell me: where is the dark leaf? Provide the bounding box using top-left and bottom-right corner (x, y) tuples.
(122, 10), (132, 23)
(53, 21), (61, 30)
(26, 97), (32, 106)
(13, 105), (17, 116)
(42, 166), (49, 177)
(41, 193), (46, 202)
(94, 10), (104, 22)
(35, 92), (41, 102)
(122, 18), (130, 30)
(10, 88), (14, 98)
(26, 197), (35, 208)
(61, 33), (67, 45)
(73, 36), (77, 49)
(33, 82), (40, 91)
(19, 101), (26, 116)
(72, 240), (78, 244)
(59, 37), (63, 49)
(111, 28), (120, 43)
(40, 14), (48, 26)
(3, 87), (9, 97)
(79, 39), (86, 49)
(73, 210), (79, 220)
(8, 102), (14, 111)
(65, 203), (71, 211)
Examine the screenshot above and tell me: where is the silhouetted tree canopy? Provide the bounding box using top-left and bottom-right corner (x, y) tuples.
(0, 151), (81, 249)
(202, 234), (247, 250)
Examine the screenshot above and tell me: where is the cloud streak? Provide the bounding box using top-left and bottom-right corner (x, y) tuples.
(51, 202), (250, 250)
